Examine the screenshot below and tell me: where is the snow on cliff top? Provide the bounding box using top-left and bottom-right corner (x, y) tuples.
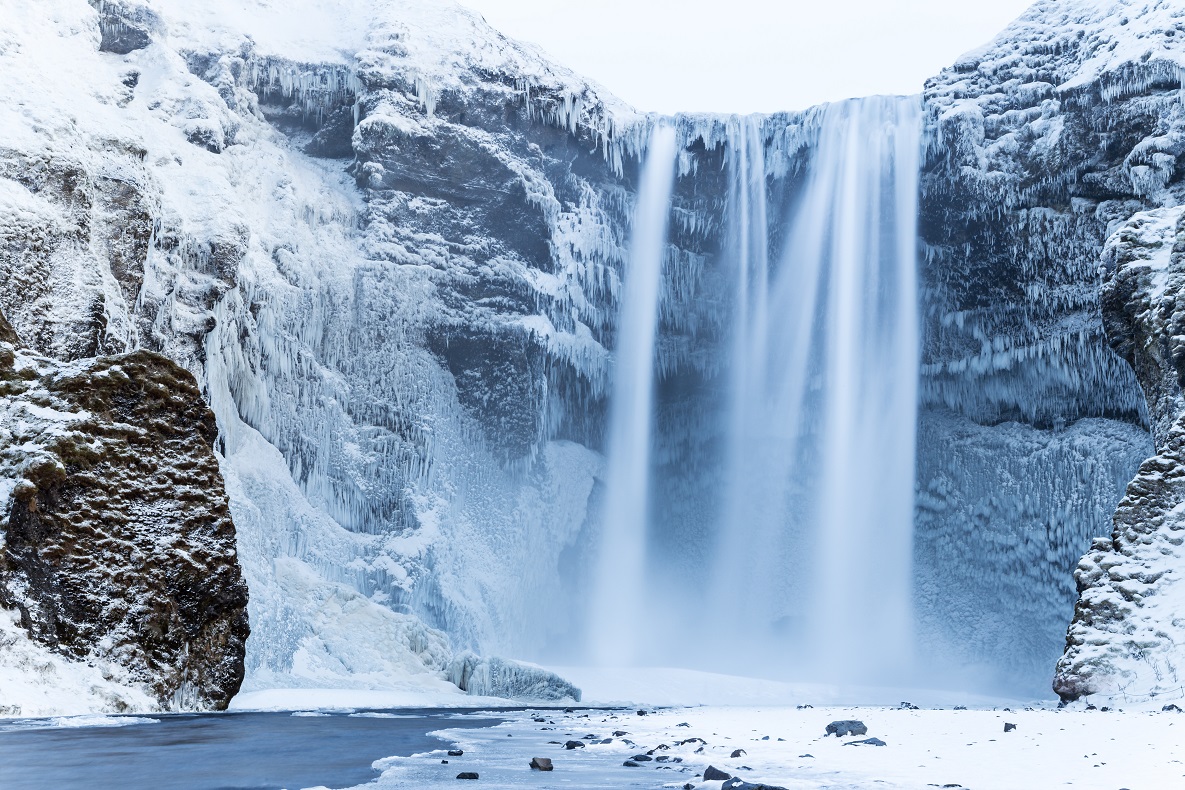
(937, 0), (1185, 99)
(137, 0), (636, 118)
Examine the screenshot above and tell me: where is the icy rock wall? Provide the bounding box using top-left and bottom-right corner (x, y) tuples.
(917, 0), (1185, 693)
(1055, 207), (1185, 702)
(2, 0), (653, 693)
(0, 319), (249, 711)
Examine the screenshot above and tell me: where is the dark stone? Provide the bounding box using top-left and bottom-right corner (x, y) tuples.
(1004, 723), (1017, 732)
(825, 720), (868, 737)
(722, 780), (790, 790)
(731, 749), (747, 758)
(448, 750), (464, 756)
(623, 761), (641, 767)
(95, 1), (160, 54)
(796, 704), (813, 709)
(1164, 704), (1182, 712)
(899, 702), (920, 710)
(613, 730), (629, 736)
(631, 755), (653, 762)
(529, 757), (553, 771)
(704, 766), (732, 781)
(442, 760), (448, 764)
(845, 738), (887, 747)
(637, 710), (648, 715)
(563, 741), (585, 750)
(0, 312), (17, 345)
(456, 773), (479, 780)
(0, 349), (249, 710)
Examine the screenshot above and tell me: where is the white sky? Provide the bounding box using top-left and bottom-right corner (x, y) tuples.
(458, 0), (1038, 113)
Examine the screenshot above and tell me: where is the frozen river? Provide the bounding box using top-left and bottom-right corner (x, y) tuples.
(0, 708), (506, 790)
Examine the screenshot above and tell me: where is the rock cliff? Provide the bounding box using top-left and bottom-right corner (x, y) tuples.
(0, 317), (249, 711)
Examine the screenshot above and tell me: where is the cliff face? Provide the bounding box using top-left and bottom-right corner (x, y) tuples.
(1055, 206), (1185, 702)
(0, 322), (249, 711)
(915, 0), (1185, 692)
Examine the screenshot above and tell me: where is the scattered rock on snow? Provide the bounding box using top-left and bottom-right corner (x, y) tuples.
(704, 765), (733, 781)
(845, 738), (887, 747)
(529, 757), (552, 771)
(826, 720), (868, 737)
(1005, 723), (1017, 732)
(731, 748), (747, 757)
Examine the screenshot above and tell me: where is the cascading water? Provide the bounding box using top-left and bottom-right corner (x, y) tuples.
(706, 96), (923, 684)
(586, 126), (679, 666)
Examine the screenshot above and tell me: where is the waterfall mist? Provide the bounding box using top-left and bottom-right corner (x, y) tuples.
(586, 126), (679, 666)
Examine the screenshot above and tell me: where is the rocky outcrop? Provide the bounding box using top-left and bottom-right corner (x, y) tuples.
(1055, 207), (1185, 702)
(0, 326), (249, 710)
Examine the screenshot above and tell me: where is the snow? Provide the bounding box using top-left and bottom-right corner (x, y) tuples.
(351, 703), (1185, 789)
(0, 607), (157, 719)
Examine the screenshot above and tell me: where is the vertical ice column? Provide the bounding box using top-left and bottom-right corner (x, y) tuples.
(586, 125), (679, 666)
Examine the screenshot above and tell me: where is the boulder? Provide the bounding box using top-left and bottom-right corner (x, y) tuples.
(825, 720), (868, 737)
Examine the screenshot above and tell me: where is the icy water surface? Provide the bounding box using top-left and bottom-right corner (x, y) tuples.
(0, 708), (506, 790)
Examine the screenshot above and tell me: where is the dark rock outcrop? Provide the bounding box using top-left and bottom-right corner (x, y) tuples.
(90, 0), (161, 55)
(0, 328), (249, 710)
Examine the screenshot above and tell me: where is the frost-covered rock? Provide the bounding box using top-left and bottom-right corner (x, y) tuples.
(915, 0), (1185, 691)
(0, 322), (249, 711)
(447, 651), (581, 702)
(1055, 207), (1185, 702)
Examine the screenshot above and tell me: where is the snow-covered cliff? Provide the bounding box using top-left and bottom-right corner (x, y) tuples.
(915, 0), (1185, 694)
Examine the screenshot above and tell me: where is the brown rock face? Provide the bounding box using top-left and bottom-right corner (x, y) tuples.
(0, 338), (249, 710)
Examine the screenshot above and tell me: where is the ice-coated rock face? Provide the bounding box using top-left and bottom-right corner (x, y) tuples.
(1055, 207), (1185, 702)
(0, 0), (636, 702)
(914, 0), (1185, 692)
(0, 323), (249, 711)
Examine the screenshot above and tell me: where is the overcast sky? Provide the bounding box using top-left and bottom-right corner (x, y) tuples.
(459, 0), (1037, 113)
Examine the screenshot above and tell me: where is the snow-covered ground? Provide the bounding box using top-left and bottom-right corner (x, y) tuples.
(355, 703), (1185, 789)
(222, 669), (1183, 788)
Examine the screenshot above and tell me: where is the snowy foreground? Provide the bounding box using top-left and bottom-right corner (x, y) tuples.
(351, 705), (1182, 789)
(227, 670), (1184, 788)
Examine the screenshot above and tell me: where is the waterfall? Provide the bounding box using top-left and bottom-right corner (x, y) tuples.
(586, 126), (679, 666)
(707, 96), (922, 684)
